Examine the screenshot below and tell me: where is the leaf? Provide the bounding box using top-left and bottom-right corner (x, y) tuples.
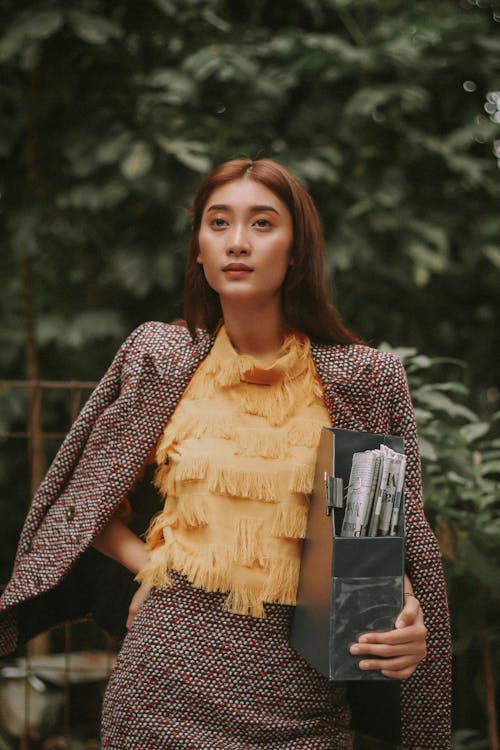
(413, 407), (433, 422)
(480, 460), (500, 477)
(483, 245), (500, 268)
(459, 423), (490, 444)
(344, 84), (429, 120)
(457, 537), (500, 597)
(142, 68), (196, 105)
(409, 354), (433, 369)
(416, 391), (478, 422)
(68, 11), (123, 45)
(57, 182), (128, 211)
(94, 133), (132, 165)
(121, 142), (154, 179)
(103, 249), (154, 298)
(419, 382), (469, 395)
(36, 311), (125, 349)
(156, 137), (211, 173)
(0, 10), (63, 61)
(377, 343), (417, 360)
(419, 437), (438, 462)
(407, 240), (448, 273)
(452, 728), (488, 750)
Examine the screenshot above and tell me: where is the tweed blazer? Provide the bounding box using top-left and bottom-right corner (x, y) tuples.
(0, 322), (451, 749)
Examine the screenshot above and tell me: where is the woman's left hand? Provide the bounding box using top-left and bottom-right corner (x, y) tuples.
(349, 581), (427, 680)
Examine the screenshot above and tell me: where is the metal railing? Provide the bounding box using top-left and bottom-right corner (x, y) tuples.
(0, 379), (116, 750)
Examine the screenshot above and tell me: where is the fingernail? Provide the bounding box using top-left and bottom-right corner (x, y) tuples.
(358, 634), (369, 643)
(381, 670), (390, 677)
(350, 644), (360, 654)
(395, 618), (404, 629)
(359, 660), (370, 670)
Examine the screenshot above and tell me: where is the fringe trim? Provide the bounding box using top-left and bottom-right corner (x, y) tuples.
(136, 545), (173, 589)
(263, 556), (301, 605)
(172, 543), (233, 592)
(154, 463), (175, 498)
(176, 454), (209, 481)
(177, 494), (209, 528)
(233, 380), (295, 427)
(210, 466), (277, 502)
(155, 425), (177, 465)
(287, 419), (323, 448)
(223, 588), (265, 618)
(271, 504), (309, 539)
(138, 545), (302, 617)
(159, 410), (238, 450)
(288, 463), (316, 494)
(140, 530), (234, 594)
(236, 427), (286, 459)
(233, 517), (264, 566)
(145, 507), (179, 549)
(184, 369), (217, 400)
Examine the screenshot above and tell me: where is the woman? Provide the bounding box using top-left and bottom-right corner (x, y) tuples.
(0, 159), (450, 748)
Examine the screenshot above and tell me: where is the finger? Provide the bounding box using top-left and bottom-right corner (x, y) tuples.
(357, 655), (422, 673)
(395, 595), (422, 628)
(356, 624), (427, 646)
(126, 584), (151, 630)
(350, 640), (426, 659)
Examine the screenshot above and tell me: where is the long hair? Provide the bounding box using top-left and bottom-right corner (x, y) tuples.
(184, 158), (360, 345)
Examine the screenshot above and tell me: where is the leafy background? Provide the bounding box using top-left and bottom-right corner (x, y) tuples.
(0, 0), (499, 747)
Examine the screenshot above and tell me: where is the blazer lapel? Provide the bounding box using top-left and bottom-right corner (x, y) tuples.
(311, 342), (374, 431)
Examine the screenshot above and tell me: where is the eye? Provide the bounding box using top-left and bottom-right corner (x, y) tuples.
(253, 218), (272, 228)
(210, 217), (228, 229)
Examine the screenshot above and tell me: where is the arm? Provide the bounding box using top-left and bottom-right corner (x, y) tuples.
(92, 517), (151, 629)
(92, 516), (149, 573)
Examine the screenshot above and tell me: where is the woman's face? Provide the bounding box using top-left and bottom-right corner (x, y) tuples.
(197, 178), (293, 313)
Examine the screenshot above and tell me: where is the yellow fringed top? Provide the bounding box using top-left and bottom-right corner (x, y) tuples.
(137, 325), (331, 617)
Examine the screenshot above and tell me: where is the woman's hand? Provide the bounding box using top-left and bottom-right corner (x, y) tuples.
(126, 580), (152, 630)
(349, 579), (427, 679)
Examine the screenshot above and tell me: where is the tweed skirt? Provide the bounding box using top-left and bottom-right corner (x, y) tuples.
(101, 571), (352, 749)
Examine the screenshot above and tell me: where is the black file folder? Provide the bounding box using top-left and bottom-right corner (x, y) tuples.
(291, 427), (405, 682)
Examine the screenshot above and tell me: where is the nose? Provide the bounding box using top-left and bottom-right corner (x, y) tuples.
(226, 224), (250, 256)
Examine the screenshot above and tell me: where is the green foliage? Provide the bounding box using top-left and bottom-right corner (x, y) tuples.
(1, 0), (499, 741)
(382, 344), (500, 739)
(0, 0), (499, 388)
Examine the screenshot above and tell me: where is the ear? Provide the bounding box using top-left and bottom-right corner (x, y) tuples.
(196, 253), (203, 265)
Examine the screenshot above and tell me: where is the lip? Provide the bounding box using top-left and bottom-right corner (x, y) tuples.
(222, 263), (253, 271)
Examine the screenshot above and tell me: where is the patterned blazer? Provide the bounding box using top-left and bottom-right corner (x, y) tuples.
(0, 322), (451, 749)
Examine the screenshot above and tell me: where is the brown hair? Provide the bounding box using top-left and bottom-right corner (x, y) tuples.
(183, 158), (360, 345)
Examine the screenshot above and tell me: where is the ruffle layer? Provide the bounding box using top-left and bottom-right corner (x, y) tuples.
(210, 466), (277, 502)
(156, 412), (323, 465)
(234, 517), (264, 566)
(223, 588), (265, 618)
(157, 455), (315, 506)
(138, 528), (233, 594)
(271, 503), (309, 539)
(137, 536), (301, 618)
(263, 556), (301, 605)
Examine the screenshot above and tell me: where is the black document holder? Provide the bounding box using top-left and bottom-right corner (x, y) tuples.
(291, 427), (405, 681)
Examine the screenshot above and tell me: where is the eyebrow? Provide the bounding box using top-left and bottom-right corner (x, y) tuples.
(205, 204), (280, 215)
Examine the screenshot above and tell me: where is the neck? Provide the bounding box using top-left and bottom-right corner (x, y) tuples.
(221, 302), (287, 359)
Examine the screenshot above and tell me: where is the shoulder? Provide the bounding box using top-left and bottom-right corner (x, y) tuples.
(122, 321), (214, 357)
(311, 341), (406, 385)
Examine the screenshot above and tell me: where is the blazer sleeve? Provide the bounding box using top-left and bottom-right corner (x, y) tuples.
(388, 357), (452, 750)
(13, 323), (147, 566)
(0, 324), (149, 655)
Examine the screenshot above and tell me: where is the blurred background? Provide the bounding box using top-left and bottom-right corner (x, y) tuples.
(0, 0), (499, 748)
